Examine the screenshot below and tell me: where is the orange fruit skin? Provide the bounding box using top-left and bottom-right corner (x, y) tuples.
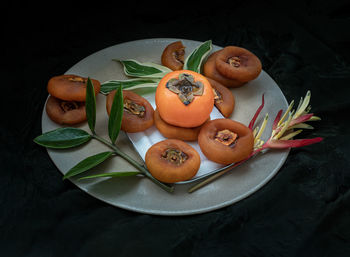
(106, 90), (154, 133)
(145, 139), (201, 183)
(46, 95), (86, 125)
(206, 77), (235, 118)
(161, 41), (185, 71)
(47, 74), (101, 102)
(203, 51), (246, 88)
(155, 70), (214, 128)
(154, 109), (209, 141)
(215, 46), (262, 82)
(198, 118), (254, 165)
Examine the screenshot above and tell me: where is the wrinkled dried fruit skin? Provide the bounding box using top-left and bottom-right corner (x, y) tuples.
(215, 46), (262, 82)
(198, 119), (254, 165)
(156, 70), (214, 128)
(47, 74), (101, 102)
(106, 90), (154, 133)
(203, 50), (246, 88)
(46, 95), (87, 125)
(145, 139), (201, 183)
(154, 109), (209, 141)
(206, 77), (235, 118)
(161, 41), (185, 70)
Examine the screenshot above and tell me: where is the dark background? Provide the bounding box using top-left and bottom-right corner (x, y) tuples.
(2, 1), (350, 256)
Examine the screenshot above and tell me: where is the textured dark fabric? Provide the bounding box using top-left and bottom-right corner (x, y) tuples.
(2, 1), (350, 256)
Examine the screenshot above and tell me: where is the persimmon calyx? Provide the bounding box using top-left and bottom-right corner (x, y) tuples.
(161, 148), (188, 165)
(215, 129), (238, 146)
(228, 56), (241, 67)
(166, 73), (204, 105)
(60, 101), (79, 112)
(124, 98), (145, 117)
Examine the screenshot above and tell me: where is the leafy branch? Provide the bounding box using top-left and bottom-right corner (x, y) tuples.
(34, 78), (174, 193)
(35, 40), (213, 194)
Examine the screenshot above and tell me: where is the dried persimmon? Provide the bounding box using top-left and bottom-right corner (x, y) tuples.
(155, 70), (214, 128)
(154, 109), (209, 141)
(203, 50), (245, 88)
(161, 41), (185, 71)
(198, 119), (254, 165)
(47, 74), (101, 102)
(206, 77), (235, 118)
(215, 46), (262, 82)
(46, 95), (86, 125)
(106, 89), (154, 133)
(145, 139), (201, 183)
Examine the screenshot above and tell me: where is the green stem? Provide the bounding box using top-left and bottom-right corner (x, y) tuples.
(92, 134), (174, 193)
(188, 161), (242, 193)
(188, 147), (266, 193)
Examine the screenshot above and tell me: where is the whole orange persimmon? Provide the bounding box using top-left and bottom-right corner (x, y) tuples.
(155, 70), (214, 128)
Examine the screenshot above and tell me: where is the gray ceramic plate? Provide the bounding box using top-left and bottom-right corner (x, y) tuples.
(41, 38), (289, 216)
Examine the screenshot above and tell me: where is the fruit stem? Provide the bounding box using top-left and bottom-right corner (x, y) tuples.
(92, 134), (174, 193)
(188, 147), (266, 193)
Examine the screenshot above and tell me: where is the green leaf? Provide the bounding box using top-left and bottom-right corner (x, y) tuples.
(63, 151), (114, 180)
(108, 86), (123, 144)
(129, 87), (157, 95)
(115, 59), (171, 78)
(184, 40), (213, 73)
(34, 127), (92, 149)
(85, 77), (96, 133)
(79, 171), (140, 180)
(100, 78), (159, 94)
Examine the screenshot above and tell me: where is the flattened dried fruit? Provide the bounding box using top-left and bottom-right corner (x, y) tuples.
(161, 41), (185, 71)
(206, 77), (235, 118)
(215, 46), (262, 82)
(47, 74), (101, 102)
(46, 95), (86, 125)
(203, 50), (245, 88)
(145, 139), (201, 183)
(154, 109), (209, 141)
(155, 70), (214, 128)
(198, 119), (254, 165)
(106, 90), (154, 133)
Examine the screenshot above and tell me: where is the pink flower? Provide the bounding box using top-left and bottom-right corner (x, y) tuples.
(250, 90), (323, 153)
(189, 91), (324, 193)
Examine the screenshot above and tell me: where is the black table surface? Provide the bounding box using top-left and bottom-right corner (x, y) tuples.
(2, 1), (350, 256)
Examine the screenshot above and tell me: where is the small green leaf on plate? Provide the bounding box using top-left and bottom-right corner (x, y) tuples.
(85, 77), (96, 133)
(34, 127), (91, 149)
(100, 78), (159, 94)
(115, 59), (171, 78)
(63, 151), (114, 180)
(79, 171), (141, 180)
(184, 40), (213, 73)
(108, 86), (123, 144)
